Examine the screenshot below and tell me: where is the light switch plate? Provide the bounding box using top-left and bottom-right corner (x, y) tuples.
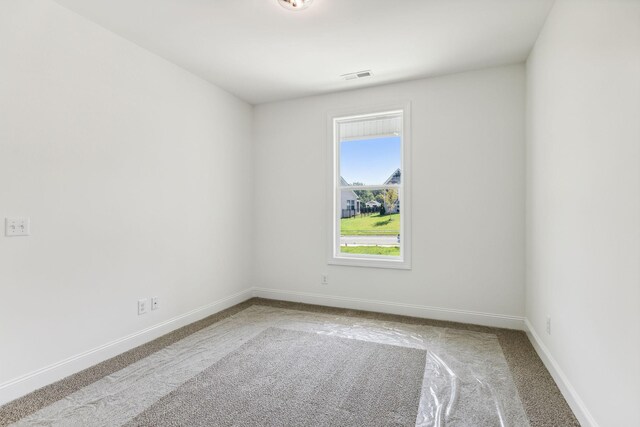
(5, 217), (30, 236)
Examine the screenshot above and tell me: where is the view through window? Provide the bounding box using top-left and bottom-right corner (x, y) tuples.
(333, 110), (406, 264)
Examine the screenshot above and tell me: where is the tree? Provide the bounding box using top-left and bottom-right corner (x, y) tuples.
(374, 191), (385, 204)
(384, 189), (398, 213)
(355, 190), (374, 204)
(351, 182), (374, 203)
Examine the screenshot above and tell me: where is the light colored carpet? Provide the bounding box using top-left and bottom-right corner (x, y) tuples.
(1, 299), (579, 426)
(128, 327), (426, 426)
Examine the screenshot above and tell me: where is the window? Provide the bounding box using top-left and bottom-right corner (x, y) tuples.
(328, 106), (411, 269)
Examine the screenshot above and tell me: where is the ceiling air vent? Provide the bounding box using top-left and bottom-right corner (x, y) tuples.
(341, 70), (373, 81)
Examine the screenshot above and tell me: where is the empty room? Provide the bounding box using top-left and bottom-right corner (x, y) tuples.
(1, 0), (638, 426)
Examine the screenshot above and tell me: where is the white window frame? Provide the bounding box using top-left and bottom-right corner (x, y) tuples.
(326, 103), (412, 270)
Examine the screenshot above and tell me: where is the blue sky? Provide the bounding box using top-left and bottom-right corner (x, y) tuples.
(340, 136), (401, 185)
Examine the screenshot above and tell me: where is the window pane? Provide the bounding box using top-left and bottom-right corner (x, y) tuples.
(339, 136), (401, 186)
(340, 189), (401, 257)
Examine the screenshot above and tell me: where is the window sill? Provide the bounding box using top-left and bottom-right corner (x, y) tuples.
(328, 256), (411, 270)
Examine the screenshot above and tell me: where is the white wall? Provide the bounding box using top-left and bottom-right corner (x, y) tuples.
(0, 0), (253, 402)
(526, 1), (640, 426)
(252, 65), (526, 328)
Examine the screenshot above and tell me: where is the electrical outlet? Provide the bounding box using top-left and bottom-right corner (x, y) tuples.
(151, 296), (159, 310)
(546, 316), (551, 335)
(138, 299), (148, 315)
(5, 217), (30, 237)
(320, 274), (328, 285)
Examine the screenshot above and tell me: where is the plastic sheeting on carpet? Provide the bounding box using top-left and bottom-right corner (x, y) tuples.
(127, 327), (427, 426)
(11, 305), (530, 427)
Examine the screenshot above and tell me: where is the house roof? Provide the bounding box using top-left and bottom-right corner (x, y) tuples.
(340, 176), (360, 199)
(384, 168), (401, 185)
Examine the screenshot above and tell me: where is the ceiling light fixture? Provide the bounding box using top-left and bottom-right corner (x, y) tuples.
(278, 0), (313, 11)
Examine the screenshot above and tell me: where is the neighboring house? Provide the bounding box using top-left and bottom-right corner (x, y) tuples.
(383, 169), (401, 213)
(340, 177), (360, 217)
(365, 200), (381, 208)
(384, 168), (401, 185)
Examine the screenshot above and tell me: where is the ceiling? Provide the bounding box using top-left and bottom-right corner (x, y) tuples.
(54, 0), (555, 104)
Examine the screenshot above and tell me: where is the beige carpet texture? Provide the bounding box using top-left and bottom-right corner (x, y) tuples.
(129, 327), (426, 426)
(0, 298), (579, 427)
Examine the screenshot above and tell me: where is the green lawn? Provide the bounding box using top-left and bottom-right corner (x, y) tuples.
(340, 213), (400, 235)
(340, 246), (400, 256)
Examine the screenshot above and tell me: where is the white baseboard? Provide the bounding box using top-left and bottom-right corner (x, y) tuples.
(524, 319), (598, 427)
(0, 288), (253, 406)
(252, 287), (525, 330)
